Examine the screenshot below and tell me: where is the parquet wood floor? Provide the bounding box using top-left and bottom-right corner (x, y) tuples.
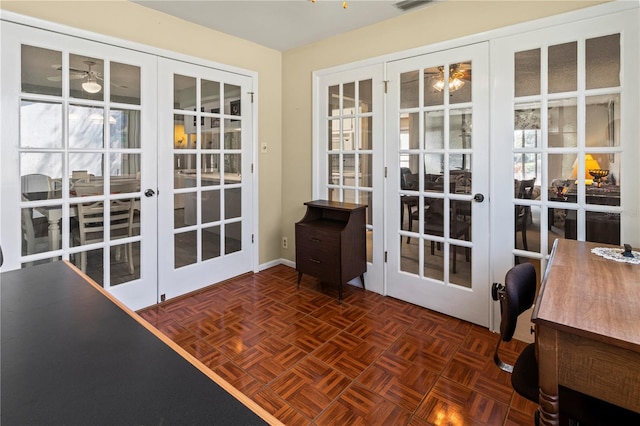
(138, 265), (538, 425)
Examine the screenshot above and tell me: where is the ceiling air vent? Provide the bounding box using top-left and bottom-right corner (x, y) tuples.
(394, 0), (435, 12)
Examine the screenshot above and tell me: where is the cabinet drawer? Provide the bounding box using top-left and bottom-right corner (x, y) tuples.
(296, 226), (340, 247)
(296, 254), (340, 283)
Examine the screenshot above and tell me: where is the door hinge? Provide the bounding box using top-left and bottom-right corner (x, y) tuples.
(384, 80), (389, 94)
(160, 294), (166, 302)
(384, 166), (387, 178)
(249, 92), (254, 103)
(251, 163), (254, 173)
(251, 234), (254, 243)
(384, 251), (388, 263)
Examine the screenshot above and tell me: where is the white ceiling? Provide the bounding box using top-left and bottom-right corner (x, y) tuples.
(132, 0), (436, 51)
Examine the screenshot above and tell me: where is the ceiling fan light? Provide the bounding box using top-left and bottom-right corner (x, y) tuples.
(82, 76), (101, 94)
(433, 79), (446, 92)
(450, 78), (465, 92)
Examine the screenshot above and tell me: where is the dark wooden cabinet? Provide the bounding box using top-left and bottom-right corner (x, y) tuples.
(295, 200), (367, 301)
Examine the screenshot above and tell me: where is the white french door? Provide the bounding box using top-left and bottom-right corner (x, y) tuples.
(491, 9), (640, 289)
(385, 43), (491, 326)
(0, 21), (158, 310)
(315, 64), (385, 294)
(1, 20), (256, 310)
(157, 59), (254, 300)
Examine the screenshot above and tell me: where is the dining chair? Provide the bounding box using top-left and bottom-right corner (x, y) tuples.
(21, 173), (52, 195)
(73, 199), (135, 274)
(21, 207), (51, 257)
(492, 263), (640, 425)
(407, 196), (470, 273)
(400, 168), (418, 232)
(514, 178), (536, 251)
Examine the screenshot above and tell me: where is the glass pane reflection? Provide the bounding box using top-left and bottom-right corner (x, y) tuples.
(548, 42), (577, 94)
(225, 222), (241, 254)
(110, 241), (140, 285)
(224, 188), (241, 219)
(175, 230), (197, 268)
(174, 74), (196, 111)
(21, 45), (62, 96)
(111, 62), (140, 105)
(202, 190), (221, 223)
(586, 34), (620, 90)
(20, 101), (63, 149)
(203, 226), (221, 260)
(69, 54), (103, 101)
(515, 49), (540, 97)
(69, 105), (105, 149)
(548, 99), (577, 148)
(359, 80), (373, 113)
(400, 70), (419, 109)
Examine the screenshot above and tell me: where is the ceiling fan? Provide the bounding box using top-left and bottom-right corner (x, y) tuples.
(425, 63), (472, 92)
(47, 60), (126, 93)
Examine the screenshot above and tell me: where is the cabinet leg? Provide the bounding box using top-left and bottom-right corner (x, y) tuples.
(338, 282), (343, 304)
(360, 274), (365, 291)
(297, 271), (302, 289)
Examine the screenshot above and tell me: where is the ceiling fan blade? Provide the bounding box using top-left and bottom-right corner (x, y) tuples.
(46, 74), (84, 82)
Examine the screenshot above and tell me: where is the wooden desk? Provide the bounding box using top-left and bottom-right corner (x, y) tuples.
(532, 239), (640, 425)
(1, 261), (280, 425)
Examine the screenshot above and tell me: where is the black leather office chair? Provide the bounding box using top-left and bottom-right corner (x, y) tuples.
(492, 263), (640, 426)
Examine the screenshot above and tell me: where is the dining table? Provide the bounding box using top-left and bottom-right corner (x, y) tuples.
(24, 177), (140, 251)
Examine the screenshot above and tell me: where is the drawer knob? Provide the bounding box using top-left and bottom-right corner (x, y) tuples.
(310, 237), (321, 243)
(309, 258), (321, 264)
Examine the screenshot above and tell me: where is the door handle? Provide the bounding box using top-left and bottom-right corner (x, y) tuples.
(473, 193), (485, 203)
(144, 189), (156, 197)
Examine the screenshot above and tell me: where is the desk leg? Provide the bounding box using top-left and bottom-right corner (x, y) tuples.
(537, 326), (560, 426)
(48, 217), (61, 251)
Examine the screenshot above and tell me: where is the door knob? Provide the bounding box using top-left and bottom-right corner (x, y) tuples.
(473, 193), (485, 203)
(144, 189), (156, 197)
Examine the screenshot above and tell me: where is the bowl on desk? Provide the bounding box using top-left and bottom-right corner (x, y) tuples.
(588, 169), (609, 188)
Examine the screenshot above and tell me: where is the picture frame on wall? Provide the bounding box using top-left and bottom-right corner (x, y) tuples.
(211, 108), (220, 128)
(230, 100), (240, 116)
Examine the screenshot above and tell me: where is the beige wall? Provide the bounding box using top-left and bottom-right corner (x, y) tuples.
(280, 0), (608, 261)
(1, 0), (283, 265)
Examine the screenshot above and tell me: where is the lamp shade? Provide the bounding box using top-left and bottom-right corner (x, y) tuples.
(82, 75), (101, 94)
(571, 154), (601, 184)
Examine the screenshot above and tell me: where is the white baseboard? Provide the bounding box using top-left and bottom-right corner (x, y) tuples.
(257, 258), (295, 271)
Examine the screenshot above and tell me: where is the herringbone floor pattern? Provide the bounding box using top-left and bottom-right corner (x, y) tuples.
(138, 265), (538, 425)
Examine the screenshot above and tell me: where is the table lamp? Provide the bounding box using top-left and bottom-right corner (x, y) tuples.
(570, 154), (601, 185)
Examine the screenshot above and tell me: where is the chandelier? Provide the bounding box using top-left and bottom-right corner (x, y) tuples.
(433, 64), (465, 93)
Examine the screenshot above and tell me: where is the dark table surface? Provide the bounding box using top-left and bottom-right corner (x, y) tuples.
(1, 261), (273, 426)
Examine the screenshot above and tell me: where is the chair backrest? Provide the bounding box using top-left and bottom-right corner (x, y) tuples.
(515, 178), (536, 200)
(400, 168), (414, 190)
(21, 174), (51, 196)
(77, 199), (134, 245)
(21, 207), (36, 243)
(499, 262), (537, 342)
